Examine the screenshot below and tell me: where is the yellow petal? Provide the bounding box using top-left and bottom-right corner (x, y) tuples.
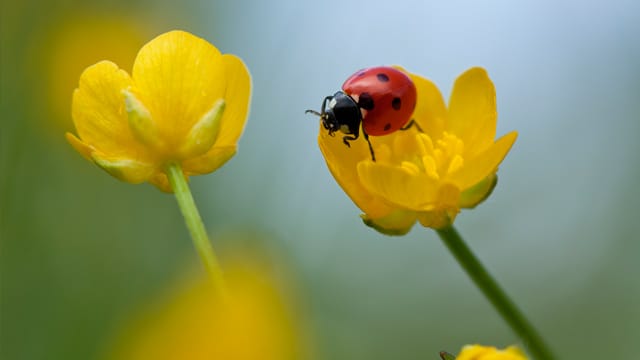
(71, 60), (150, 160)
(405, 72), (447, 140)
(214, 54), (252, 147)
(179, 55), (251, 174)
(456, 345), (493, 359)
(357, 161), (440, 212)
(318, 128), (393, 218)
(361, 209), (418, 236)
(503, 346), (528, 358)
(447, 67), (497, 157)
(456, 345), (528, 360)
(449, 131), (517, 190)
(65, 132), (94, 161)
(181, 146), (237, 175)
(131, 30), (226, 148)
(417, 209), (457, 229)
(148, 172), (174, 193)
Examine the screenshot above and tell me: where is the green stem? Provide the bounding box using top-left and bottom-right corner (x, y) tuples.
(436, 225), (555, 360)
(166, 162), (226, 296)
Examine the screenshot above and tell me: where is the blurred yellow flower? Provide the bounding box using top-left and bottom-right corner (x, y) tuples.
(106, 261), (307, 360)
(40, 14), (149, 130)
(66, 30), (251, 192)
(453, 344), (527, 360)
(318, 67), (517, 234)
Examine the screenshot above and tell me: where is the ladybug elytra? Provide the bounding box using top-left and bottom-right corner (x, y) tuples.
(307, 66), (417, 161)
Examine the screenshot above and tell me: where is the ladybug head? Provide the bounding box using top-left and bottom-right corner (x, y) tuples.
(307, 90), (376, 161)
(321, 107), (340, 136)
(306, 91), (362, 137)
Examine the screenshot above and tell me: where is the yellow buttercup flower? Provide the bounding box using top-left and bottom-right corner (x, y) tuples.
(40, 14), (149, 130)
(66, 30), (251, 192)
(106, 260), (308, 360)
(453, 344), (527, 360)
(318, 67), (517, 234)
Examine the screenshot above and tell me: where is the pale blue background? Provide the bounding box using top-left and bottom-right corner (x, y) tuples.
(2, 0), (639, 359)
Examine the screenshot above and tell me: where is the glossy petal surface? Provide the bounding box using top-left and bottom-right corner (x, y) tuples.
(67, 30), (251, 191)
(318, 67), (516, 231)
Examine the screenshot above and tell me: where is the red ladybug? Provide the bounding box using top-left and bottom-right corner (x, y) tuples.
(307, 66), (417, 161)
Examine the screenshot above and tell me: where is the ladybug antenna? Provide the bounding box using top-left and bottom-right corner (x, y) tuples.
(305, 109), (322, 117)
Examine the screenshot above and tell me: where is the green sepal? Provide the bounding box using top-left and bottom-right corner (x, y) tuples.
(459, 173), (498, 209)
(91, 153), (154, 183)
(439, 351), (456, 360)
(361, 210), (417, 236)
(123, 89), (163, 149)
(179, 98), (225, 158)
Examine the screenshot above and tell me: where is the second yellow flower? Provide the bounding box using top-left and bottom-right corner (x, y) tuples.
(318, 67), (517, 233)
(66, 30), (251, 192)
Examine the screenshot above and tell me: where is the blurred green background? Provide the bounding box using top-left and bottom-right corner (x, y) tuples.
(2, 0), (639, 359)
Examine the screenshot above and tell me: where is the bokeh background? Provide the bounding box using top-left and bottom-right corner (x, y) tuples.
(2, 0), (639, 359)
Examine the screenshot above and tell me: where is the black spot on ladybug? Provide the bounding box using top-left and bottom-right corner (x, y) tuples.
(376, 73), (390, 82)
(358, 92), (375, 110)
(384, 123), (391, 131)
(392, 97), (402, 110)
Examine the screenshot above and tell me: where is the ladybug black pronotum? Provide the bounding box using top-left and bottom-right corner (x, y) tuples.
(307, 66), (417, 161)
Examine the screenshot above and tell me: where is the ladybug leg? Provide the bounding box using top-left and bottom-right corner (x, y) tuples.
(342, 135), (357, 147)
(343, 132), (376, 162)
(342, 120), (360, 147)
(363, 132), (376, 162)
(400, 119), (423, 132)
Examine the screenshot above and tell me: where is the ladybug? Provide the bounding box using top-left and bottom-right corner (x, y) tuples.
(306, 66), (417, 161)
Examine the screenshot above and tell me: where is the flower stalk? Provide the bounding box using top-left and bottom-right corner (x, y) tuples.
(166, 162), (226, 297)
(436, 225), (555, 360)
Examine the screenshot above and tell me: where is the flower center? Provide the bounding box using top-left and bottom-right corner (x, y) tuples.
(380, 131), (465, 181)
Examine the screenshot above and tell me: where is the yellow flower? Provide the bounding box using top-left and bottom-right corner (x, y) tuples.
(66, 30), (251, 192)
(453, 344), (527, 360)
(39, 13), (149, 130)
(318, 67), (517, 233)
(106, 261), (308, 360)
